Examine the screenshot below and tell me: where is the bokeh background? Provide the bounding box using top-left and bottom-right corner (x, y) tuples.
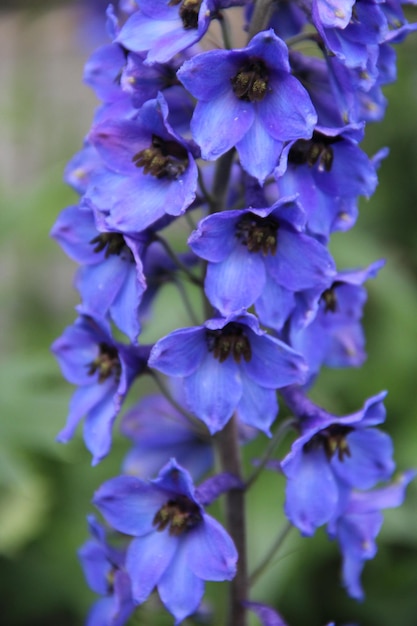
(1, 2), (417, 625)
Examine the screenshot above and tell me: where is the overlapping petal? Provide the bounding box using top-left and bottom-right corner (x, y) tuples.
(127, 531), (178, 603)
(186, 515), (238, 580)
(93, 475), (167, 536)
(184, 352), (242, 434)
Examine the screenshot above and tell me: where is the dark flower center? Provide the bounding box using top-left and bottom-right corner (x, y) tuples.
(153, 495), (202, 536)
(236, 214), (278, 255)
(88, 342), (121, 383)
(231, 58), (270, 102)
(321, 287), (337, 313)
(320, 281), (342, 313)
(89, 233), (133, 260)
(169, 0), (202, 30)
(206, 322), (252, 363)
(288, 131), (342, 172)
(303, 424), (353, 462)
(132, 134), (189, 180)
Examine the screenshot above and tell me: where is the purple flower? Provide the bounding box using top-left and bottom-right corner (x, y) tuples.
(84, 42), (127, 104)
(289, 51), (346, 128)
(52, 314), (149, 464)
(120, 51), (181, 109)
(120, 391), (214, 480)
(288, 260), (384, 379)
(93, 459), (238, 624)
(116, 0), (215, 64)
(178, 29), (317, 182)
(86, 93), (198, 234)
(327, 471), (416, 599)
(273, 124), (379, 240)
(64, 141), (104, 196)
(311, 0), (388, 70)
(188, 197), (335, 317)
(51, 205), (147, 343)
(78, 516), (134, 626)
(289, 49), (387, 127)
(148, 312), (308, 434)
(269, 1), (307, 39)
(280, 389), (395, 536)
(324, 51), (389, 124)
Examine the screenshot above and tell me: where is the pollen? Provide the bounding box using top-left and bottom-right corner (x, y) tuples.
(132, 134), (189, 180)
(88, 343), (121, 383)
(231, 58), (269, 103)
(73, 167), (86, 180)
(338, 211), (350, 222)
(206, 323), (252, 363)
(153, 495), (202, 536)
(235, 214), (279, 256)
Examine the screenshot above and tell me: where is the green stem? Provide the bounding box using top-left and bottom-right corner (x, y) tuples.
(209, 148), (235, 214)
(249, 521), (293, 587)
(152, 234), (203, 287)
(148, 370), (209, 438)
(185, 210), (197, 232)
(215, 416), (248, 626)
(219, 11), (233, 50)
(285, 31), (322, 49)
(172, 277), (201, 327)
(247, 0), (275, 40)
(197, 166), (214, 206)
(245, 417), (297, 490)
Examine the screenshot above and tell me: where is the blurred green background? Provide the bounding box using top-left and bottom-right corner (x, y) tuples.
(0, 2), (416, 625)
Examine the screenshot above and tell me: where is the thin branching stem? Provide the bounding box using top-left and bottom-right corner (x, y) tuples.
(152, 234), (203, 287)
(245, 417), (297, 490)
(172, 277), (201, 326)
(184, 210), (198, 232)
(286, 31), (323, 49)
(249, 521), (293, 587)
(148, 370), (209, 437)
(197, 166), (214, 206)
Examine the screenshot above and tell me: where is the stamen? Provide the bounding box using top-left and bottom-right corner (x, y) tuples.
(303, 424), (353, 461)
(89, 233), (130, 258)
(132, 134), (189, 180)
(153, 495), (202, 536)
(321, 287), (338, 313)
(88, 343), (121, 383)
(321, 281), (343, 313)
(169, 0), (202, 30)
(236, 215), (278, 256)
(231, 58), (269, 103)
(288, 132), (342, 172)
(206, 323), (252, 363)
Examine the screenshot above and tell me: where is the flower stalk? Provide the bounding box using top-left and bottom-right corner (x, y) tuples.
(215, 415), (248, 626)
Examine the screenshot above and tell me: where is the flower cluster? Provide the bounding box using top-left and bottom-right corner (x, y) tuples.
(52, 0), (415, 624)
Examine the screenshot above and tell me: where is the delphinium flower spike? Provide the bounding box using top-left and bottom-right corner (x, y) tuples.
(52, 0), (416, 623)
